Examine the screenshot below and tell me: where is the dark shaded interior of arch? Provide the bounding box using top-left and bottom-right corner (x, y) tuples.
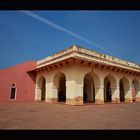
(120, 81), (125, 102)
(105, 81), (111, 102)
(41, 78), (46, 101)
(83, 76), (95, 103)
(58, 75), (66, 102)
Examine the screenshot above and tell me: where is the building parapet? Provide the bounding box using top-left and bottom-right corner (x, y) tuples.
(37, 45), (140, 71)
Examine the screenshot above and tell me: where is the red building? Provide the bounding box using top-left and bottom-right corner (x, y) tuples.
(0, 61), (36, 102)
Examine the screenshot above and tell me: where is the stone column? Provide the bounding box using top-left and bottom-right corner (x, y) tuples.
(66, 80), (83, 105)
(95, 86), (104, 104)
(51, 85), (58, 103)
(35, 86), (41, 101)
(95, 75), (104, 104)
(111, 79), (120, 103)
(125, 83), (132, 103)
(65, 65), (84, 105)
(45, 82), (54, 103)
(136, 90), (140, 102)
(112, 87), (120, 103)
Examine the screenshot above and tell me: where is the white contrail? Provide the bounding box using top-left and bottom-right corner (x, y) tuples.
(19, 10), (117, 56)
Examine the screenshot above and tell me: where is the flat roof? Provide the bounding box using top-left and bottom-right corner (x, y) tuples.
(36, 45), (140, 72)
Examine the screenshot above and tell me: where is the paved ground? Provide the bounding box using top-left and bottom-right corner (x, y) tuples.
(0, 101), (140, 129)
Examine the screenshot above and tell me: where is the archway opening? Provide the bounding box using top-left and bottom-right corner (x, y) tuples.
(132, 79), (140, 101)
(119, 79), (125, 102)
(37, 76), (46, 101)
(83, 73), (95, 103)
(119, 77), (129, 102)
(53, 72), (66, 103)
(104, 75), (116, 102)
(41, 78), (46, 101)
(58, 74), (66, 102)
(104, 78), (111, 102)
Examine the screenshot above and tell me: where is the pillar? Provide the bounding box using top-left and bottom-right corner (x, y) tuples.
(35, 86), (41, 101)
(95, 86), (104, 104)
(125, 83), (132, 103)
(95, 74), (104, 104)
(112, 87), (120, 103)
(66, 80), (83, 105)
(51, 85), (58, 103)
(65, 65), (84, 105)
(41, 71), (59, 103)
(112, 79), (120, 103)
(135, 90), (140, 102)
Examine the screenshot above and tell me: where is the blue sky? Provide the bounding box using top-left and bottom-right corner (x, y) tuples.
(0, 10), (140, 69)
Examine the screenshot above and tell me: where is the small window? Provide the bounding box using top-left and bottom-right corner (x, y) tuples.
(10, 87), (16, 99)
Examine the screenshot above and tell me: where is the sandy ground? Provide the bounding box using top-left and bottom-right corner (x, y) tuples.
(0, 101), (140, 129)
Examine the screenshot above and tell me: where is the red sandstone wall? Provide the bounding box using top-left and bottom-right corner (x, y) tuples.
(0, 61), (36, 102)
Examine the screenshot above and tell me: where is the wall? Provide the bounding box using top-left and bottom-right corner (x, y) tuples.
(35, 61), (140, 105)
(0, 61), (36, 102)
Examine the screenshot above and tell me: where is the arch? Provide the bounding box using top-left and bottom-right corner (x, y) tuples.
(83, 72), (100, 103)
(104, 74), (117, 102)
(53, 71), (66, 102)
(119, 77), (129, 102)
(37, 76), (46, 101)
(132, 79), (140, 101)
